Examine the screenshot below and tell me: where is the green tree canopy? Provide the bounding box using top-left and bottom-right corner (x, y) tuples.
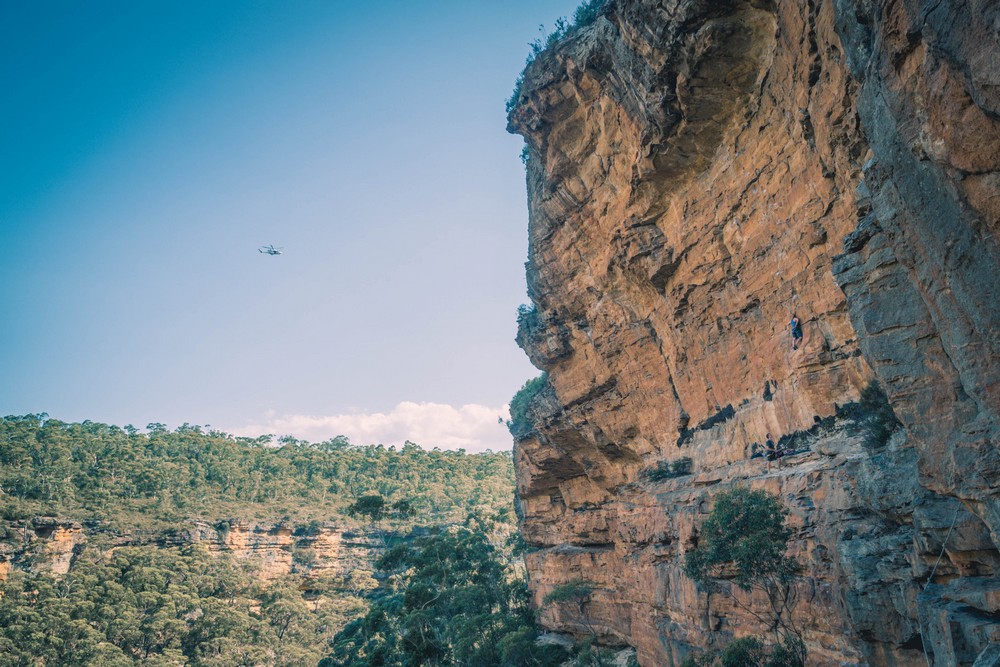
(682, 487), (805, 667)
(684, 487), (797, 592)
(323, 514), (569, 667)
(0, 414), (515, 532)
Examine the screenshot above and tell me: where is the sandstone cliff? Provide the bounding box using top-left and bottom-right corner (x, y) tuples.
(507, 0), (1000, 664)
(0, 518), (377, 586)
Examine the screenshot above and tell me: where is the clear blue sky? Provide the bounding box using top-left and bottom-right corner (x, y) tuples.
(0, 0), (578, 447)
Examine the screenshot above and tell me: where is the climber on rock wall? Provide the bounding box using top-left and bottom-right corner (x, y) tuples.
(789, 314), (803, 350)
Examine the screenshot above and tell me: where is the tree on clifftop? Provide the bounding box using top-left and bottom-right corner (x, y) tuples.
(346, 494), (388, 522)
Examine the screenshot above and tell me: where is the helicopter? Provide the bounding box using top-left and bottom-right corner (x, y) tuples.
(259, 245), (283, 256)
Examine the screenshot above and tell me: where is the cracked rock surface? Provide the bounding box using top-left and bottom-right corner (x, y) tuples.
(507, 0), (999, 664)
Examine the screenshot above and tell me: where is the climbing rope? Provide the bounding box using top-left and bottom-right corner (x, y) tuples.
(920, 503), (961, 667)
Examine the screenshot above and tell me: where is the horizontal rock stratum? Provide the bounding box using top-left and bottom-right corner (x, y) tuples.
(507, 0), (1000, 664)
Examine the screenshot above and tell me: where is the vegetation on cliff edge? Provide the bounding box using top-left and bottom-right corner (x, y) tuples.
(505, 374), (550, 441)
(506, 0), (610, 113)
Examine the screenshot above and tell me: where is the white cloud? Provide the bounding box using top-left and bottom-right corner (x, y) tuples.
(231, 402), (512, 453)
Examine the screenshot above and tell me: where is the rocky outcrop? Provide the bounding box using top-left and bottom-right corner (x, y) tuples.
(0, 519), (379, 585)
(507, 0), (999, 664)
(830, 0), (1000, 550)
(0, 518), (86, 580)
(188, 520), (366, 581)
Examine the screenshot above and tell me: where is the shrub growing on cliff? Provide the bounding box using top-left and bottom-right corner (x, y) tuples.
(535, 0), (608, 54)
(684, 487), (805, 666)
(856, 381), (902, 449)
(516, 302), (542, 335)
(573, 0), (608, 27)
(681, 635), (806, 667)
(506, 373), (550, 440)
(506, 0), (610, 114)
(507, 73), (526, 114)
(681, 636), (766, 667)
(684, 487), (796, 591)
(645, 457), (693, 482)
(543, 579), (598, 637)
(543, 579), (595, 607)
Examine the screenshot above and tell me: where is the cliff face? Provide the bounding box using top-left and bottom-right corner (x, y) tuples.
(0, 518), (87, 577)
(0, 518), (376, 585)
(507, 0), (1000, 664)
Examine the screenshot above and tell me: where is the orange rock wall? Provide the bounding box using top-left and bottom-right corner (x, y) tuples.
(194, 521), (348, 580)
(508, 0), (1000, 664)
(0, 519), (376, 586)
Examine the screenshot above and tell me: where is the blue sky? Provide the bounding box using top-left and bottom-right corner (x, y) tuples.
(1, 0), (580, 450)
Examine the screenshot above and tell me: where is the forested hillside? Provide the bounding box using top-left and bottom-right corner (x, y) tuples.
(0, 541), (363, 666)
(0, 415), (560, 667)
(0, 417), (633, 666)
(0, 414), (513, 530)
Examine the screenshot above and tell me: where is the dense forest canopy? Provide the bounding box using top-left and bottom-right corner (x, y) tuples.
(0, 542), (365, 667)
(0, 414), (542, 666)
(323, 513), (571, 667)
(0, 414), (514, 531)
